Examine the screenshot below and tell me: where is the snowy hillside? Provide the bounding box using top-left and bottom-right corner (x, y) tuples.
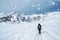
(0, 12), (60, 40)
(0, 13), (41, 23)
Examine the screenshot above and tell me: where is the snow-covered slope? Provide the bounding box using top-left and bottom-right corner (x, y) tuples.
(0, 12), (60, 40)
(0, 13), (41, 23)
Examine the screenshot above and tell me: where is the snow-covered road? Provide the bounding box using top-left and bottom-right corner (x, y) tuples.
(0, 12), (60, 40)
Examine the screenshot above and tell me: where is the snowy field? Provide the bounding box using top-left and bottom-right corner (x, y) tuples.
(0, 12), (60, 40)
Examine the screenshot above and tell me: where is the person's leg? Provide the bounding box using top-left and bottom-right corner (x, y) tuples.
(39, 29), (41, 34)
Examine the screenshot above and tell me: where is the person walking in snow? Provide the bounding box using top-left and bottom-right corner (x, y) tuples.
(37, 23), (42, 34)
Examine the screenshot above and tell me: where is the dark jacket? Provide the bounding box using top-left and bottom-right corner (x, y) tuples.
(38, 24), (41, 30)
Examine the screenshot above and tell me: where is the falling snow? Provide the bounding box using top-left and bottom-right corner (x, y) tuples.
(0, 0), (60, 14)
